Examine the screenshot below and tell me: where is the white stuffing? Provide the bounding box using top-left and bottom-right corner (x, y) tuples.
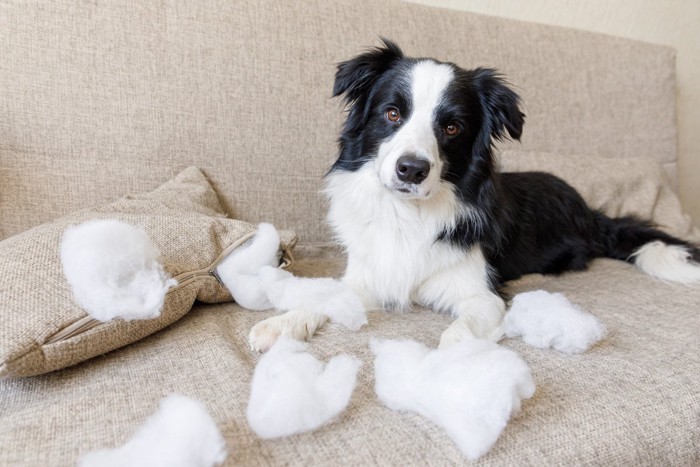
(215, 222), (281, 310)
(247, 336), (361, 439)
(60, 219), (177, 322)
(79, 393), (227, 467)
(504, 290), (606, 354)
(216, 223), (367, 330)
(371, 338), (535, 460)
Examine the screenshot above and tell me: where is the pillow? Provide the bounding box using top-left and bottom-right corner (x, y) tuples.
(0, 167), (296, 378)
(499, 150), (699, 241)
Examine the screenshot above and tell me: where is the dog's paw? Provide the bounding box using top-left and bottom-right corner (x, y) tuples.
(439, 316), (505, 349)
(438, 322), (472, 349)
(249, 309), (329, 353)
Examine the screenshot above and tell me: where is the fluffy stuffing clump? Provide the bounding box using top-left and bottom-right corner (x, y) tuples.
(505, 290), (606, 354)
(79, 393), (227, 467)
(371, 338), (535, 460)
(215, 222), (282, 310)
(216, 223), (367, 330)
(247, 337), (361, 439)
(60, 219), (177, 322)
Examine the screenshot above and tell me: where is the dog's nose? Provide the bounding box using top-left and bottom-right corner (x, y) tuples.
(396, 155), (430, 185)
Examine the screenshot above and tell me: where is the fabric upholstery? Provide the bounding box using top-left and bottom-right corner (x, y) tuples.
(0, 0), (677, 244)
(0, 0), (697, 466)
(0, 255), (698, 466)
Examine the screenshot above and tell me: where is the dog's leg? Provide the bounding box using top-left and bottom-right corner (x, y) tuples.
(249, 309), (329, 353)
(416, 249), (505, 348)
(436, 294), (505, 348)
(342, 259), (381, 310)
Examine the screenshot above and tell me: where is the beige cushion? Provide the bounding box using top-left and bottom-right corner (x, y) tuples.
(500, 150), (700, 241)
(0, 167), (296, 378)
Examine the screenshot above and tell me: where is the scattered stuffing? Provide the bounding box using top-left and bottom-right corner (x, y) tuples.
(216, 224), (367, 330)
(61, 219), (176, 322)
(215, 223), (281, 310)
(504, 290), (606, 354)
(79, 393), (227, 467)
(371, 338), (535, 460)
(247, 337), (361, 439)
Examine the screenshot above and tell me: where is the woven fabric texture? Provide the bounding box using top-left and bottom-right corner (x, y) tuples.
(0, 255), (698, 466)
(0, 0), (697, 465)
(0, 167), (296, 377)
(0, 0), (677, 244)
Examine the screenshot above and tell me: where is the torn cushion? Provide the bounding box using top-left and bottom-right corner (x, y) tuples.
(0, 167), (296, 378)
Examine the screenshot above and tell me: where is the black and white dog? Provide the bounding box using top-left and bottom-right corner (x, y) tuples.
(250, 39), (700, 350)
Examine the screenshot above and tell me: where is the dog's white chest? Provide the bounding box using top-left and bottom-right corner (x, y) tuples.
(326, 166), (465, 308)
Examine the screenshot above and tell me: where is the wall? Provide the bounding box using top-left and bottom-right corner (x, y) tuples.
(405, 0), (700, 228)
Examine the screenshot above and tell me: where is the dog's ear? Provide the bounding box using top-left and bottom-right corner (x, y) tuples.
(333, 38), (404, 105)
(472, 68), (525, 141)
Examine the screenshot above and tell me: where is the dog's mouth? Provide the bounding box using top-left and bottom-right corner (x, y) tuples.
(385, 181), (432, 199)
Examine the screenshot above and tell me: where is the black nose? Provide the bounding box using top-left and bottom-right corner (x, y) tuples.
(396, 155), (430, 185)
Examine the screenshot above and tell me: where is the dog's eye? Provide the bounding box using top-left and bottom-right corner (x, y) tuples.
(385, 107), (402, 123)
(444, 123), (460, 136)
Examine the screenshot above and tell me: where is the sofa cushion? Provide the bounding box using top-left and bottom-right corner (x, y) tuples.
(0, 167), (296, 378)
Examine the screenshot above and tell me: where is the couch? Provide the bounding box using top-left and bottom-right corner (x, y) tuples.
(1, 0), (699, 465)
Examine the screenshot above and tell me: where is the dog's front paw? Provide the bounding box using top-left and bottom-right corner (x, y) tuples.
(439, 316), (505, 349)
(438, 321), (472, 349)
(249, 309), (329, 353)
(249, 316), (285, 353)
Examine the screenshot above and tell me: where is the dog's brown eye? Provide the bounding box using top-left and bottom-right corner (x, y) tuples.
(445, 123), (460, 136)
(385, 107), (401, 123)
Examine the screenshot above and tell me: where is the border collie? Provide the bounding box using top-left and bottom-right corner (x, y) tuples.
(250, 39), (700, 350)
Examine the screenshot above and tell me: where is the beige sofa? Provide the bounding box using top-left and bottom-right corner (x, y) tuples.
(1, 0), (699, 465)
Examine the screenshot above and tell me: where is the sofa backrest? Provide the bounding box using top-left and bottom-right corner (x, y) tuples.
(0, 0), (677, 244)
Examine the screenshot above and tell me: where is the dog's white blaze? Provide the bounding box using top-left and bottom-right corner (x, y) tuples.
(377, 61), (454, 198)
(632, 241), (700, 284)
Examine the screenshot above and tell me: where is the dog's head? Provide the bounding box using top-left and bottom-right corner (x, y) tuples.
(330, 38), (524, 201)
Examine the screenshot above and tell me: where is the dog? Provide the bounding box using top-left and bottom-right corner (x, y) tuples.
(249, 39), (700, 351)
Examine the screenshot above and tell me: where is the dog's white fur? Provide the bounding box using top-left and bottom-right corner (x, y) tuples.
(326, 163), (504, 346)
(632, 241), (700, 284)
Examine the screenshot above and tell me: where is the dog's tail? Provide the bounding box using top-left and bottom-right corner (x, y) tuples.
(594, 212), (700, 284)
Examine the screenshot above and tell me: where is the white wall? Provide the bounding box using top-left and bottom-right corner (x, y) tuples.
(405, 0), (700, 228)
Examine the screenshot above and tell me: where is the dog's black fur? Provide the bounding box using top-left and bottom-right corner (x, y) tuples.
(330, 39), (699, 286)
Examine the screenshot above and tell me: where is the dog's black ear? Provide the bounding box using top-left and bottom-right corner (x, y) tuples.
(472, 68), (525, 141)
(333, 38), (404, 105)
